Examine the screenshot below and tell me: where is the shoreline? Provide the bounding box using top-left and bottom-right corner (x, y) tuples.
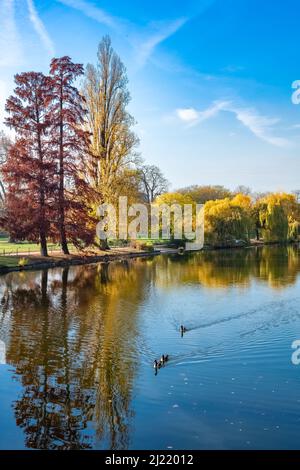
(0, 249), (162, 275)
(0, 240), (298, 275)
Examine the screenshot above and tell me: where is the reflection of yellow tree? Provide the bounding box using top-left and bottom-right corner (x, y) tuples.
(72, 260), (150, 449)
(0, 247), (299, 449)
(257, 246), (300, 288)
(0, 261), (149, 449)
(154, 246), (300, 289)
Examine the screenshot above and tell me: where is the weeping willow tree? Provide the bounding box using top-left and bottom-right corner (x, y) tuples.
(257, 193), (298, 242)
(204, 194), (252, 246)
(260, 202), (288, 242)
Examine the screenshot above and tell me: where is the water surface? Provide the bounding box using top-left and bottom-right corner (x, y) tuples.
(0, 246), (300, 449)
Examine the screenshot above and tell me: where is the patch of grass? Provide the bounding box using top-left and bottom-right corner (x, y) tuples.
(136, 237), (168, 245)
(0, 238), (76, 255)
(0, 256), (22, 268)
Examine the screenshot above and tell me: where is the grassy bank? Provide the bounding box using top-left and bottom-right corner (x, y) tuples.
(0, 247), (161, 274)
(0, 237), (73, 255)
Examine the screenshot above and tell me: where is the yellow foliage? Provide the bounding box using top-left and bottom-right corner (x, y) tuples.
(204, 196), (252, 245)
(155, 192), (194, 206)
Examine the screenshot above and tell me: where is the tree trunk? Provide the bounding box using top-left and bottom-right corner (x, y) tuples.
(58, 148), (69, 254)
(41, 269), (48, 306)
(100, 238), (110, 250)
(40, 233), (48, 257)
(58, 81), (69, 255)
(61, 267), (69, 311)
(37, 118), (48, 257)
(256, 228), (260, 241)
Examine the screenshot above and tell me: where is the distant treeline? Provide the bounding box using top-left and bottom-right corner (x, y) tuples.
(156, 187), (300, 246)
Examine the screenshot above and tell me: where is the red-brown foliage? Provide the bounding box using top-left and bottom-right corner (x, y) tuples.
(2, 72), (56, 256)
(49, 56), (97, 253)
(1, 60), (98, 255)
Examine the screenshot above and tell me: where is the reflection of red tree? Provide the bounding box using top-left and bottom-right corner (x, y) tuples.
(6, 268), (94, 449)
(0, 262), (146, 449)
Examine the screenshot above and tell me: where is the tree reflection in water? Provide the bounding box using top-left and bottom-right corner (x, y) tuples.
(0, 261), (151, 449)
(0, 246), (299, 449)
(154, 245), (300, 289)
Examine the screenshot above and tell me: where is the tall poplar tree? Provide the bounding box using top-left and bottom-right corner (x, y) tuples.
(83, 36), (138, 203)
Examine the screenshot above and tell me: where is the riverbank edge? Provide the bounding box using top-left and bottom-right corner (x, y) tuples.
(0, 249), (162, 275)
(0, 240), (298, 275)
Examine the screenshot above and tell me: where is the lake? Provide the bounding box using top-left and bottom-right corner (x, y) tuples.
(0, 245), (300, 450)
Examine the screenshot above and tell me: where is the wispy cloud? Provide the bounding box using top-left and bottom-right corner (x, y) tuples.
(176, 101), (229, 126)
(176, 108), (199, 123)
(231, 106), (289, 147)
(57, 0), (117, 28)
(132, 18), (187, 67)
(222, 64), (245, 73)
(27, 0), (55, 57)
(0, 0), (23, 67)
(176, 101), (290, 147)
(56, 0), (187, 68)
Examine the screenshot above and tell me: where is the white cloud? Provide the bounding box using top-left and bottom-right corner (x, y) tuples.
(197, 101), (230, 123)
(0, 0), (23, 67)
(27, 0), (55, 57)
(176, 107), (199, 123)
(56, 0), (187, 68)
(230, 106), (289, 147)
(176, 101), (230, 126)
(56, 0), (117, 28)
(132, 18), (187, 67)
(176, 101), (290, 147)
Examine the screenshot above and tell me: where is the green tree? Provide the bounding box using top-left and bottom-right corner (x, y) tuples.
(257, 193), (299, 242)
(154, 192), (195, 242)
(260, 202), (288, 242)
(205, 195), (252, 246)
(178, 184), (232, 204)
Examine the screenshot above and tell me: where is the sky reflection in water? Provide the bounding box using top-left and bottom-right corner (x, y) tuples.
(0, 246), (300, 449)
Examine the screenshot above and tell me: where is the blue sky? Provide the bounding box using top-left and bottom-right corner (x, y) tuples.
(1, 0), (300, 192)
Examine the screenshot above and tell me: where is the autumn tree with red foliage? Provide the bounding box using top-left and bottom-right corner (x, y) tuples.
(1, 59), (98, 256)
(2, 72), (56, 256)
(49, 56), (97, 254)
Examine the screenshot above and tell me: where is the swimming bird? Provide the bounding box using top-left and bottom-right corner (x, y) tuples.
(160, 354), (169, 365)
(154, 359), (162, 369)
(180, 325), (187, 336)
